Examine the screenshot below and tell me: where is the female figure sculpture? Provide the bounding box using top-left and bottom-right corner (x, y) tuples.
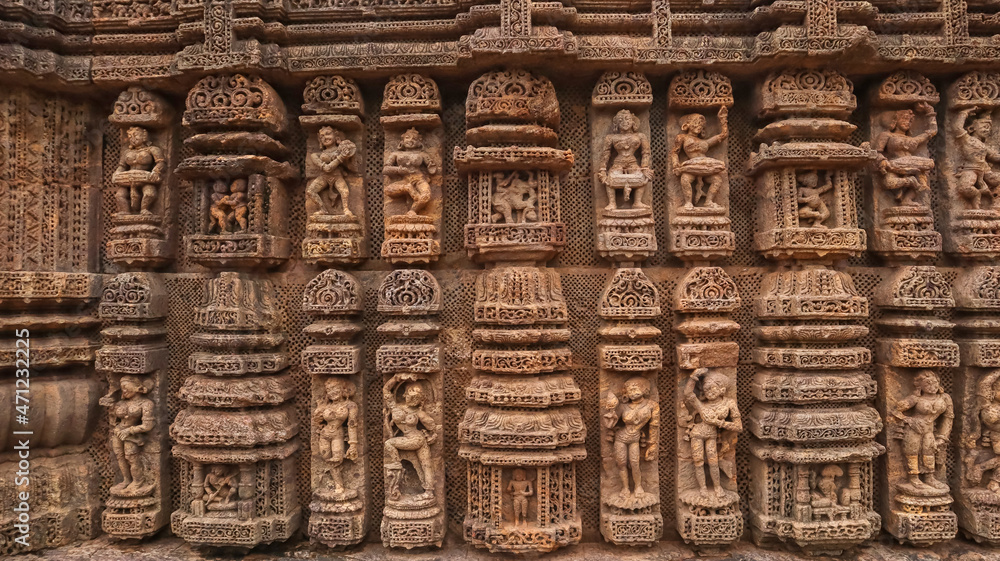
(682, 368), (742, 499)
(967, 370), (1000, 493)
(384, 128), (438, 216)
(893, 370), (953, 494)
(875, 103), (937, 206)
(671, 107), (729, 209)
(314, 378), (359, 495)
(103, 376), (156, 495)
(602, 376), (659, 506)
(384, 381), (439, 501)
(598, 109), (653, 211)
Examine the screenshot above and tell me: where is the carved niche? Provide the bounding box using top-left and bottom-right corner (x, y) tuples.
(302, 270), (367, 547)
(943, 71), (1000, 259)
(169, 272), (299, 548)
(597, 268), (663, 545)
(106, 87), (176, 268)
(874, 266), (959, 545)
(178, 74), (294, 269)
(954, 266), (1000, 544)
(667, 70), (735, 260)
(97, 273), (170, 540)
(591, 71), (656, 262)
(301, 76), (368, 265)
(869, 72), (941, 261)
(377, 269), (445, 548)
(381, 74), (444, 264)
(458, 69), (584, 554)
(748, 69), (884, 555)
(674, 267), (743, 549)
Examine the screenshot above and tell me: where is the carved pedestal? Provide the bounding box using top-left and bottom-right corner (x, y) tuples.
(97, 273), (170, 539)
(458, 70), (584, 554)
(170, 273), (300, 548)
(106, 87), (176, 268)
(875, 266), (959, 545)
(377, 270), (445, 548)
(303, 270), (367, 547)
(178, 74), (293, 269)
(748, 69), (883, 555)
(667, 70), (736, 260)
(597, 269), (663, 545)
(300, 76), (368, 265)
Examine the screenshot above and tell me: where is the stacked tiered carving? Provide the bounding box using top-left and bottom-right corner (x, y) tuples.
(106, 87), (175, 268)
(667, 70), (735, 260)
(302, 270), (367, 547)
(748, 69), (884, 555)
(178, 74), (293, 269)
(97, 273), (170, 539)
(301, 76), (368, 265)
(946, 71), (1000, 545)
(170, 272), (299, 547)
(874, 267), (958, 544)
(0, 89), (102, 555)
(590, 71), (662, 547)
(381, 74), (443, 264)
(457, 69), (585, 554)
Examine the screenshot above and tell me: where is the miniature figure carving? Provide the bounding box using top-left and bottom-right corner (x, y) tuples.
(671, 107), (728, 209)
(315, 378), (359, 496)
(811, 465), (850, 521)
(953, 107), (1000, 210)
(209, 178), (249, 234)
(598, 109), (652, 210)
(102, 376), (156, 496)
(682, 368), (741, 498)
(491, 171), (538, 224)
(796, 170), (834, 227)
(384, 381), (439, 500)
(203, 465), (238, 511)
(875, 104), (937, 206)
(603, 377), (659, 506)
(384, 128), (438, 216)
(892, 370), (953, 494)
(112, 126), (165, 215)
(307, 126), (358, 217)
(969, 370), (1000, 493)
(507, 469), (534, 526)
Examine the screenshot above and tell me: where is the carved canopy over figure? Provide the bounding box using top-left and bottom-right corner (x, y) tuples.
(383, 378), (439, 502)
(598, 109), (652, 211)
(893, 370), (953, 495)
(671, 107), (728, 210)
(384, 128), (438, 216)
(602, 376), (659, 508)
(953, 107), (1000, 210)
(113, 126), (165, 216)
(314, 378), (359, 496)
(681, 368), (741, 500)
(307, 126), (358, 217)
(101, 375), (156, 497)
(875, 104), (937, 207)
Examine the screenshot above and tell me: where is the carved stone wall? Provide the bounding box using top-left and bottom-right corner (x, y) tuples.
(5, 3), (1000, 556)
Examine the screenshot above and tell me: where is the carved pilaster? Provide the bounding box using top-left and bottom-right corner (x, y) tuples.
(377, 270), (445, 548)
(301, 76), (368, 265)
(458, 69), (584, 554)
(106, 87), (176, 268)
(381, 74), (443, 264)
(97, 273), (170, 539)
(303, 270), (367, 547)
(748, 69), (883, 555)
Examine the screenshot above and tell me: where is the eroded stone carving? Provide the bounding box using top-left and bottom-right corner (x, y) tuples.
(458, 69), (584, 554)
(381, 74), (443, 264)
(302, 269), (367, 547)
(748, 69), (883, 555)
(668, 70), (735, 261)
(301, 76), (367, 265)
(377, 269), (445, 548)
